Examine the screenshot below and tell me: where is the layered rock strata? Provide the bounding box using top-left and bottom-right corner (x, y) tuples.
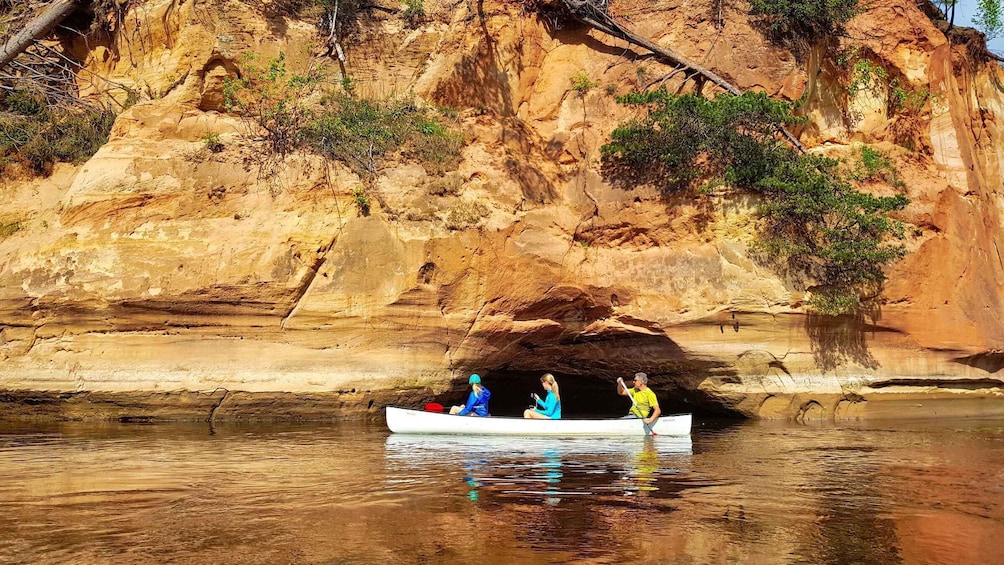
(1, 0), (1002, 420)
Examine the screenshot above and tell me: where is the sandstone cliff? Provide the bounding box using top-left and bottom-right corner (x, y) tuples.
(1, 0), (1003, 421)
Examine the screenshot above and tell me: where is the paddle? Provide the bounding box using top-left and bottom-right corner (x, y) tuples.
(424, 402), (444, 413)
(617, 377), (657, 437)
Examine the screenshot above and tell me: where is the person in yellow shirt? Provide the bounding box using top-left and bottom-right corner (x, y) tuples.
(616, 372), (661, 427)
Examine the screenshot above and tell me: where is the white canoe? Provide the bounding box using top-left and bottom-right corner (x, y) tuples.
(385, 406), (692, 436)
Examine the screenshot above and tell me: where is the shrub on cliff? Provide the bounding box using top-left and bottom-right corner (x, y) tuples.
(304, 93), (463, 178)
(222, 52), (463, 185)
(0, 87), (116, 178)
(749, 0), (859, 51)
(223, 52), (322, 161)
(601, 90), (909, 315)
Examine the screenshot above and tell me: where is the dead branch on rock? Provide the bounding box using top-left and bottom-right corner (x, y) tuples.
(553, 0), (806, 152)
(2, 0), (136, 111)
(0, 0), (81, 71)
(2, 41), (135, 106)
(317, 0), (399, 71)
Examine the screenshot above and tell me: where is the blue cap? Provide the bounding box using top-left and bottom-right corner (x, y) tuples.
(469, 374), (481, 384)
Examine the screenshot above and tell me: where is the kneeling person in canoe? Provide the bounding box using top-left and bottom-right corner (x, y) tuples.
(450, 374), (491, 416)
(523, 373), (561, 419)
(617, 372), (661, 426)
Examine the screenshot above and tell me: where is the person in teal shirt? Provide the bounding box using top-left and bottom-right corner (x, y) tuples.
(524, 373), (561, 419)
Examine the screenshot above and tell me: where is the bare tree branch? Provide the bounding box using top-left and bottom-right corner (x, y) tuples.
(0, 0), (82, 71)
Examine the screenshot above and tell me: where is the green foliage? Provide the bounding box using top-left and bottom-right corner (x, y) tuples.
(202, 133), (225, 153)
(601, 90), (909, 314)
(0, 218), (23, 240)
(223, 52), (322, 159)
(889, 80), (931, 114)
(846, 58), (887, 97)
(749, 0), (860, 42)
(974, 0), (1003, 40)
(305, 94), (463, 177)
(603, 90), (804, 191)
(222, 51), (463, 187)
(352, 187), (371, 215)
(570, 71), (599, 97)
(807, 287), (861, 316)
(838, 49), (934, 150)
(848, 145), (904, 188)
(403, 0), (425, 26)
(755, 153), (908, 293)
(0, 88), (116, 178)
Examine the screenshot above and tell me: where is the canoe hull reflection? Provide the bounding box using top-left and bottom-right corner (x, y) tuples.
(385, 433), (694, 459)
(385, 407), (691, 436)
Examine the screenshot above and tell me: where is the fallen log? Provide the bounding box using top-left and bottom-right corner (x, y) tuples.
(0, 0), (83, 71)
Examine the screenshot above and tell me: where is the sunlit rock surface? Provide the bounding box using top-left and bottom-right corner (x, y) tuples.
(0, 0), (1002, 421)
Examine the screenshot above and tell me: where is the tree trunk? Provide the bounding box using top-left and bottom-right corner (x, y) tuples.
(0, 0), (83, 71)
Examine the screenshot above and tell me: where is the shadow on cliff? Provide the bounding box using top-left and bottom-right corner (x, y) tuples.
(438, 285), (744, 417)
(428, 0), (560, 204)
(952, 350), (1004, 374)
(804, 306), (886, 371)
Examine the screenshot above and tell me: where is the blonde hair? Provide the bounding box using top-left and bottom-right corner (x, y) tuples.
(541, 373), (559, 401)
(472, 383), (483, 396)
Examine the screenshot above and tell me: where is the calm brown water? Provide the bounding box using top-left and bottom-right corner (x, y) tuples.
(1, 418), (1003, 565)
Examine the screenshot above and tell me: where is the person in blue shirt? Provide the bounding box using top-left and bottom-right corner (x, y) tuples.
(524, 373), (561, 419)
(450, 374), (491, 416)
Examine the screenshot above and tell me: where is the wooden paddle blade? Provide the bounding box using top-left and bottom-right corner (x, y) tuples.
(424, 403), (444, 413)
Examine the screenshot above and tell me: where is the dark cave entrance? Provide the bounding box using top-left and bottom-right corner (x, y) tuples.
(440, 370), (744, 419)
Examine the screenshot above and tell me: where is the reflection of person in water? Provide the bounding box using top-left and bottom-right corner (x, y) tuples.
(542, 448), (563, 505)
(626, 437), (659, 496)
(461, 449), (489, 501)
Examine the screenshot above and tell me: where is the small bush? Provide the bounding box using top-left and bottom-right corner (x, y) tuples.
(846, 58), (887, 97)
(750, 0), (859, 46)
(352, 186), (371, 215)
(838, 48), (935, 151)
(0, 218), (23, 240)
(848, 145), (904, 188)
(223, 52), (323, 159)
(0, 88), (116, 178)
(570, 71), (599, 97)
(203, 133), (225, 153)
(807, 287), (861, 316)
(403, 0), (425, 26)
(305, 94), (462, 177)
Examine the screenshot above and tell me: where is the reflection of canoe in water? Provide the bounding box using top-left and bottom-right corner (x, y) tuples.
(384, 432), (693, 458)
(385, 407), (692, 436)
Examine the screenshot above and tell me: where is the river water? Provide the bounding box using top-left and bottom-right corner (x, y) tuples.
(1, 417), (1002, 564)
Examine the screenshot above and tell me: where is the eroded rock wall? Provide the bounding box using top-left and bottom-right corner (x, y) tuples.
(1, 0), (1002, 420)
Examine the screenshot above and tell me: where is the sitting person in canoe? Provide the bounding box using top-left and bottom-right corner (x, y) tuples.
(524, 373), (561, 419)
(616, 372), (661, 426)
(450, 374), (491, 416)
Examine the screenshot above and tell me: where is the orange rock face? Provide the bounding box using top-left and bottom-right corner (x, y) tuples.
(0, 0), (1002, 420)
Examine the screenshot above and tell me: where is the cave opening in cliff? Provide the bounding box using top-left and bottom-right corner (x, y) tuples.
(443, 371), (743, 419)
